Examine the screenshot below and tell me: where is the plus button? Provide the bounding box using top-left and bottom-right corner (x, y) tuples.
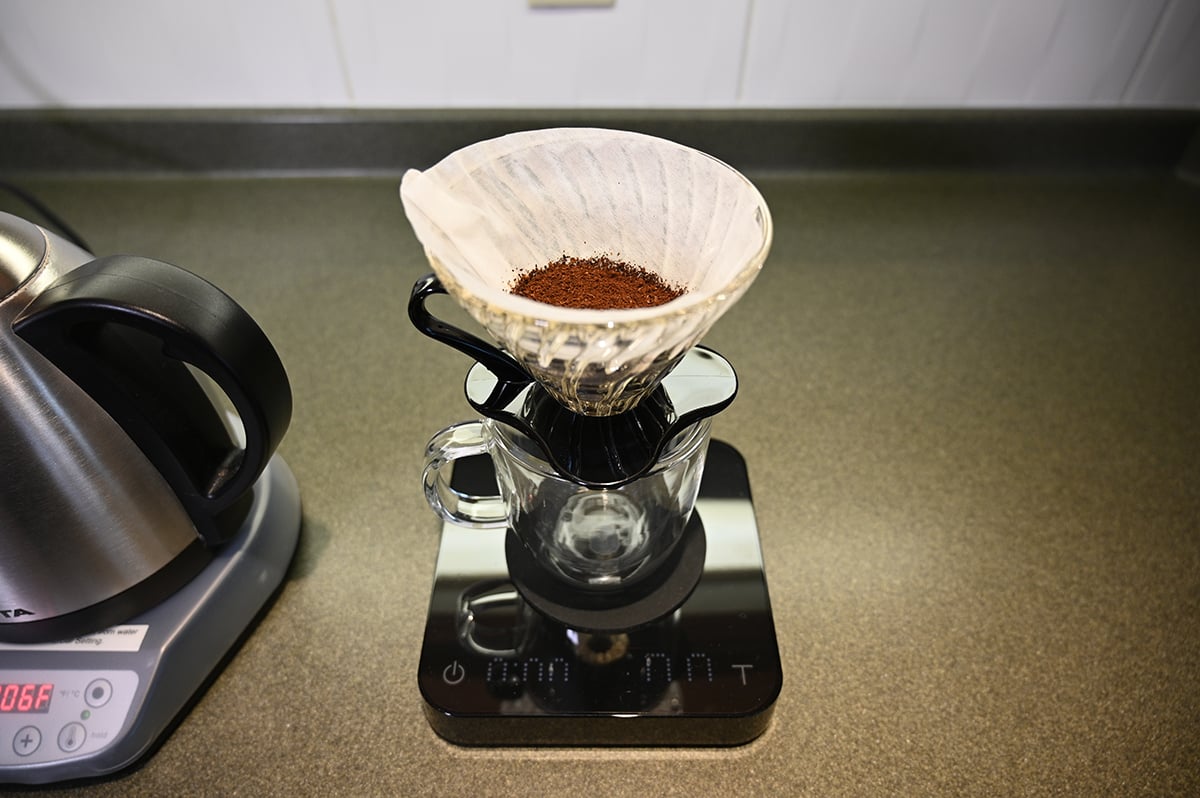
(13, 725), (42, 757)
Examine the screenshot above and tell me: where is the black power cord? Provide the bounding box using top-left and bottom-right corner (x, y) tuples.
(0, 180), (93, 253)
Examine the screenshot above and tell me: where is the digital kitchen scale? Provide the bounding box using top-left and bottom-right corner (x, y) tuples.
(0, 455), (301, 785)
(418, 440), (782, 746)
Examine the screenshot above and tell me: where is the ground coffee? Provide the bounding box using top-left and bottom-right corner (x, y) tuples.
(510, 255), (684, 310)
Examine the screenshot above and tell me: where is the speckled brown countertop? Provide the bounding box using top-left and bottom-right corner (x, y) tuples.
(1, 112), (1198, 796)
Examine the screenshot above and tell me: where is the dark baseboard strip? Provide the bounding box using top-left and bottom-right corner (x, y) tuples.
(1, 108), (1197, 177)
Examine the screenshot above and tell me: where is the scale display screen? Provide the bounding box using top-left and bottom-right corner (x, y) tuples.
(0, 683), (54, 713)
(424, 569), (778, 713)
(418, 441), (783, 746)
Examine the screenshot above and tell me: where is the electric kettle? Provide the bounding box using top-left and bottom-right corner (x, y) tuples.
(0, 210), (292, 644)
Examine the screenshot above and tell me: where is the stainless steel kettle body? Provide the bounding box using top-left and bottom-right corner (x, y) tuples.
(0, 211), (292, 643)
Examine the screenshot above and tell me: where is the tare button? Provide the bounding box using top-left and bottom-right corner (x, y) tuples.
(731, 664), (755, 685)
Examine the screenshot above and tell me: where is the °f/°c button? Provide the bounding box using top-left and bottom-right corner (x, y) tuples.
(85, 678), (113, 708)
(442, 661), (466, 685)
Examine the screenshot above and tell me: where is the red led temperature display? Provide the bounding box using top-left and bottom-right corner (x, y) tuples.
(0, 683), (54, 713)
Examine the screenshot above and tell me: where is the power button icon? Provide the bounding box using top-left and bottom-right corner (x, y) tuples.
(442, 660), (466, 685)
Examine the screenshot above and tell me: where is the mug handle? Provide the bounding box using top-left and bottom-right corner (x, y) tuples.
(13, 254), (292, 546)
(423, 421), (508, 528)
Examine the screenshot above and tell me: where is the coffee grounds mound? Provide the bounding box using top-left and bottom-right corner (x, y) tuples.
(510, 255), (684, 310)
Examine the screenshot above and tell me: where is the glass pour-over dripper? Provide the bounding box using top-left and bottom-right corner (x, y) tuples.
(400, 128), (772, 418)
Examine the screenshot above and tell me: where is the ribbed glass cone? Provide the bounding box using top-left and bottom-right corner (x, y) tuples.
(401, 128), (771, 416)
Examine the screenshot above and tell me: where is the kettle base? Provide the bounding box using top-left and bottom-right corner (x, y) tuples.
(0, 540), (212, 646)
(0, 455), (301, 786)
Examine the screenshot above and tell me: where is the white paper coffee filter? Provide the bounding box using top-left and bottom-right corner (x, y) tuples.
(401, 128), (771, 415)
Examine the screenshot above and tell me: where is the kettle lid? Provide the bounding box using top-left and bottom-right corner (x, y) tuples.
(0, 211), (46, 298)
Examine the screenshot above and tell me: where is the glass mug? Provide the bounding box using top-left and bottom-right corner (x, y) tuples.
(423, 418), (712, 591)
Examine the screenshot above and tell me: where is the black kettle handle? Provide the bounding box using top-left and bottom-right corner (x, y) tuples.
(408, 273), (531, 385)
(13, 255), (293, 546)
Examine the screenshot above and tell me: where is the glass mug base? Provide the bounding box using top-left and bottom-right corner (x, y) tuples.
(423, 417), (712, 593)
(504, 513), (708, 632)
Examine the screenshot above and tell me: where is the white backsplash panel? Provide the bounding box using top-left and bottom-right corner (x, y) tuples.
(0, 0), (346, 107)
(0, 0), (1196, 108)
(329, 0), (748, 106)
(740, 0), (1196, 106)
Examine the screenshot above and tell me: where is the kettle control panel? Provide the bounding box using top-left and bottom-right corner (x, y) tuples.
(0, 670), (138, 768)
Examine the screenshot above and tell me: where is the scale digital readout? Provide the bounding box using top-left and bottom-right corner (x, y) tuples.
(418, 441), (782, 746)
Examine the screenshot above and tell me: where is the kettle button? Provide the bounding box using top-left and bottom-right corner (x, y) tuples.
(84, 678), (113, 708)
(12, 726), (42, 757)
(57, 722), (86, 753)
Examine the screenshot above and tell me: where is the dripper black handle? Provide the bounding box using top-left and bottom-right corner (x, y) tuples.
(14, 254), (292, 546)
(408, 273), (531, 385)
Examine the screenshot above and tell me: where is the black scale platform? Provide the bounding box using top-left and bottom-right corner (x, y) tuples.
(417, 440), (782, 746)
